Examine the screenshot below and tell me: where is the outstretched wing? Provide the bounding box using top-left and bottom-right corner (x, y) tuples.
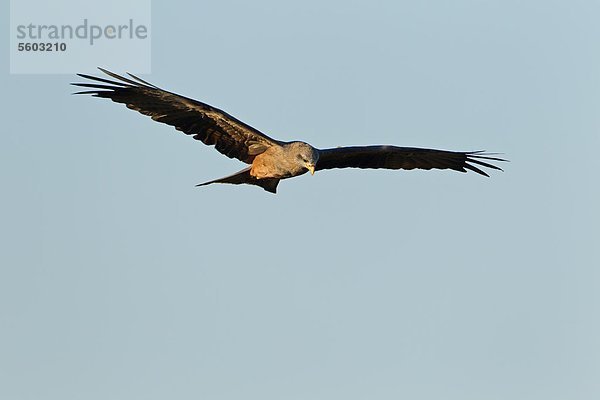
(316, 146), (506, 177)
(72, 68), (281, 164)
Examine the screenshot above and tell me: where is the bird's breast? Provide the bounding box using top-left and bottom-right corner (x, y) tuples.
(250, 152), (303, 179)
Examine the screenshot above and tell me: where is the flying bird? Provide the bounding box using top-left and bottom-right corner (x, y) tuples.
(73, 68), (506, 194)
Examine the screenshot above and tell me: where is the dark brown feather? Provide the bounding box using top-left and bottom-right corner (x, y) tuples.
(315, 146), (506, 177)
(72, 68), (281, 164)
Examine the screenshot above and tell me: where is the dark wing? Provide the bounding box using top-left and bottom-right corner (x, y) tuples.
(315, 146), (506, 177)
(72, 68), (281, 164)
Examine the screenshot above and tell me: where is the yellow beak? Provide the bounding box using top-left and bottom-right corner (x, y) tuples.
(307, 165), (315, 175)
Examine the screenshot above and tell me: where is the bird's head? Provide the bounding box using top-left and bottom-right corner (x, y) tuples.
(291, 142), (319, 175)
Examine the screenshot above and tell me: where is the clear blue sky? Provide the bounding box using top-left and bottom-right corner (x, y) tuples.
(1, 1), (599, 399)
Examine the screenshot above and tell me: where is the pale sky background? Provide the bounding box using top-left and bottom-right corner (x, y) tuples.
(1, 1), (599, 399)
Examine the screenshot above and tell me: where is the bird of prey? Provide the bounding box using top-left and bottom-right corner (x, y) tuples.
(73, 68), (506, 194)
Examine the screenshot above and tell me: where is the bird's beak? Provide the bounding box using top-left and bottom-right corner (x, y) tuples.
(307, 164), (315, 175)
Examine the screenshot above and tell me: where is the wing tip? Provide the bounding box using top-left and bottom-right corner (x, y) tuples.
(72, 67), (160, 96)
(464, 150), (507, 176)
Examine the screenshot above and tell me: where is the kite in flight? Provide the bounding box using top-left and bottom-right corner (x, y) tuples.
(73, 68), (506, 194)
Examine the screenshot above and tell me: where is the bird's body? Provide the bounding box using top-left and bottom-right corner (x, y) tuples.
(73, 68), (506, 194)
(250, 142), (317, 180)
